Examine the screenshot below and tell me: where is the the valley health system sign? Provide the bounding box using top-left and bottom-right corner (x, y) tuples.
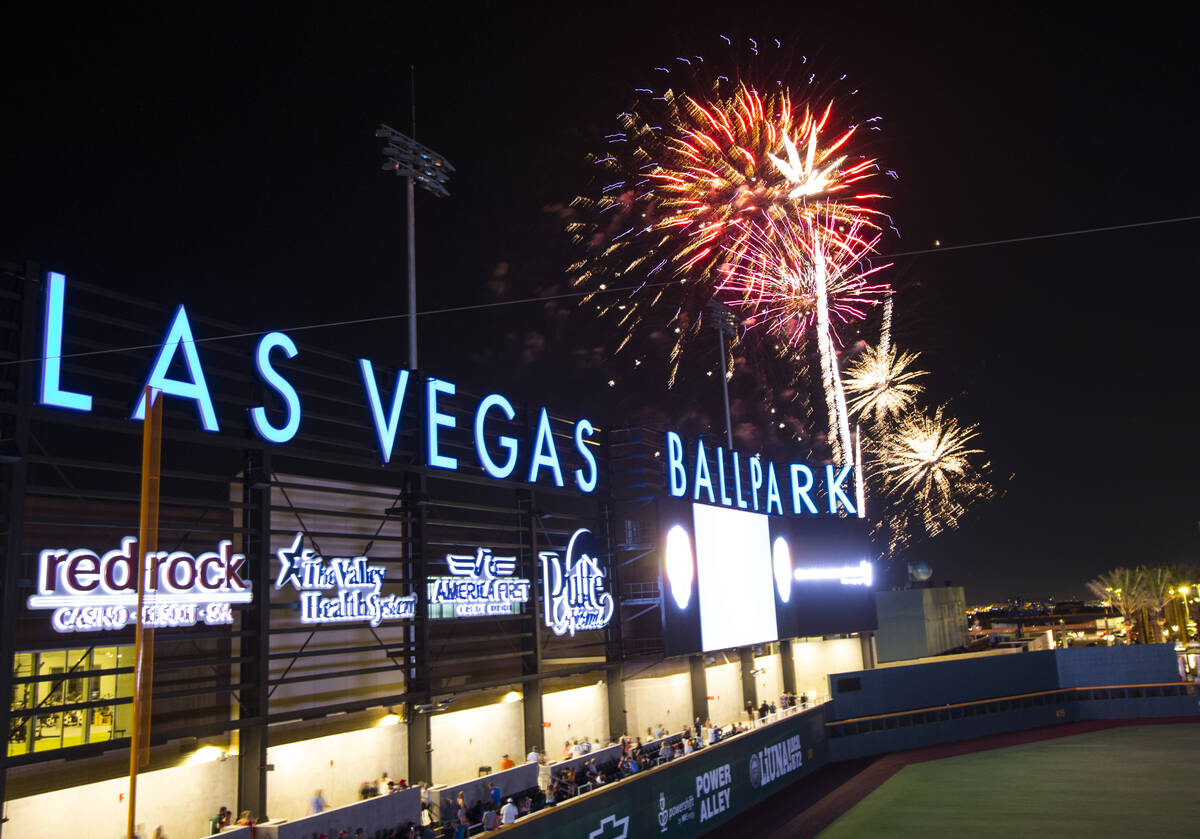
(28, 537), (252, 632)
(274, 533), (416, 625)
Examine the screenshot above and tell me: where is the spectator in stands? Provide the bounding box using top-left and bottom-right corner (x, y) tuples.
(379, 772), (392, 796)
(310, 789), (327, 814)
(683, 737), (694, 756)
(527, 745), (541, 763)
(500, 753), (515, 770)
(561, 740), (573, 760)
(488, 782), (502, 809)
(571, 739), (584, 758)
(800, 692), (809, 707)
(501, 797), (518, 825)
(581, 737), (592, 754)
(360, 780), (374, 800)
(482, 807), (500, 830)
(235, 811), (254, 826)
(758, 700), (770, 719)
(209, 807), (231, 834)
(653, 723), (666, 738)
(746, 699), (756, 721)
(454, 801), (469, 839)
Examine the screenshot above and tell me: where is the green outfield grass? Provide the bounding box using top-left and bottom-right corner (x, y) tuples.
(818, 724), (1200, 838)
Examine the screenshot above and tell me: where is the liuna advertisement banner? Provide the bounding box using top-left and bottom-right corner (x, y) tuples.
(500, 706), (830, 839)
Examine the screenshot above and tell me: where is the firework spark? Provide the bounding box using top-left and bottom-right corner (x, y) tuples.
(717, 210), (891, 344)
(718, 210), (891, 462)
(569, 43), (888, 388)
(843, 343), (928, 425)
(870, 406), (993, 544)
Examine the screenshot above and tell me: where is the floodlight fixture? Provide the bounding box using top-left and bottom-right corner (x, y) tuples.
(375, 122), (455, 370)
(705, 298), (740, 449)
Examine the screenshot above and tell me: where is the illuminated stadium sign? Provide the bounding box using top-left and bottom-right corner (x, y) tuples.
(539, 529), (614, 636)
(664, 431), (857, 516)
(428, 548), (531, 618)
(39, 272), (857, 514)
(26, 536), (252, 632)
(38, 272), (600, 491)
(274, 532), (416, 626)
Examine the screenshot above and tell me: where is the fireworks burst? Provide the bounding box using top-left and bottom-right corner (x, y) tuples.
(843, 343), (928, 425)
(718, 210), (891, 344)
(718, 210), (890, 461)
(870, 406), (994, 547)
(567, 39), (889, 388)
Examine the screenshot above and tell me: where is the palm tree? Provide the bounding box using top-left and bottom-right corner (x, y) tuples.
(1138, 565), (1177, 645)
(1086, 567), (1142, 643)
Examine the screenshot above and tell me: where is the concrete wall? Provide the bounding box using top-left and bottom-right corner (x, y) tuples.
(5, 751), (236, 839)
(623, 671), (692, 740)
(704, 661), (744, 727)
(276, 786), (421, 839)
(543, 683), (609, 755)
(1055, 644), (1179, 687)
(829, 649), (1061, 721)
(829, 645), (1184, 723)
(429, 699), (525, 786)
(265, 720), (408, 819)
(753, 653), (784, 709)
(792, 637), (863, 702)
(874, 587), (967, 663)
(435, 761), (540, 817)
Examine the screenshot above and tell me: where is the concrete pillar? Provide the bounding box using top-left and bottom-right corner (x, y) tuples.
(606, 664), (626, 739)
(523, 678), (545, 756)
(779, 639), (796, 695)
(739, 647), (757, 720)
(860, 632), (876, 670)
(689, 654), (709, 728)
(237, 726), (267, 821)
(407, 708), (431, 785)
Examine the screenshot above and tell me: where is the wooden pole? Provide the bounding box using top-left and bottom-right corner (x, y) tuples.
(127, 386), (162, 839)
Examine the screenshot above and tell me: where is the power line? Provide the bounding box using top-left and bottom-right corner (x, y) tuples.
(884, 214), (1200, 259)
(7, 213), (1199, 369)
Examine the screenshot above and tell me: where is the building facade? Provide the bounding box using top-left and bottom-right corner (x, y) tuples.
(0, 261), (878, 836)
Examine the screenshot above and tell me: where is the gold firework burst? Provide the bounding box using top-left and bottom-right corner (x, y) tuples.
(844, 343), (928, 425)
(871, 406), (993, 541)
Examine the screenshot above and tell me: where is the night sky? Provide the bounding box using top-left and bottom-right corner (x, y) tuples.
(3, 4), (1198, 604)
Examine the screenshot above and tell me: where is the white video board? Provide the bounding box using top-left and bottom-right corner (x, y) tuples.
(692, 503), (779, 651)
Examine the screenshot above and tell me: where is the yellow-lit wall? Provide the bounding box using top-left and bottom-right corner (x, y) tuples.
(791, 637), (863, 702)
(703, 661), (744, 727)
(542, 684), (609, 758)
(4, 751), (235, 839)
(622, 671), (692, 740)
(266, 720), (408, 820)
(754, 653), (784, 709)
(429, 700), (524, 786)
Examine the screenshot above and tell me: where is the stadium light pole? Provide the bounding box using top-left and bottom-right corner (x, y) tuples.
(706, 298), (738, 450)
(375, 123), (454, 371)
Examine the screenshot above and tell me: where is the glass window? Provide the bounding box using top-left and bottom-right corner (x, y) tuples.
(9, 645), (134, 757)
